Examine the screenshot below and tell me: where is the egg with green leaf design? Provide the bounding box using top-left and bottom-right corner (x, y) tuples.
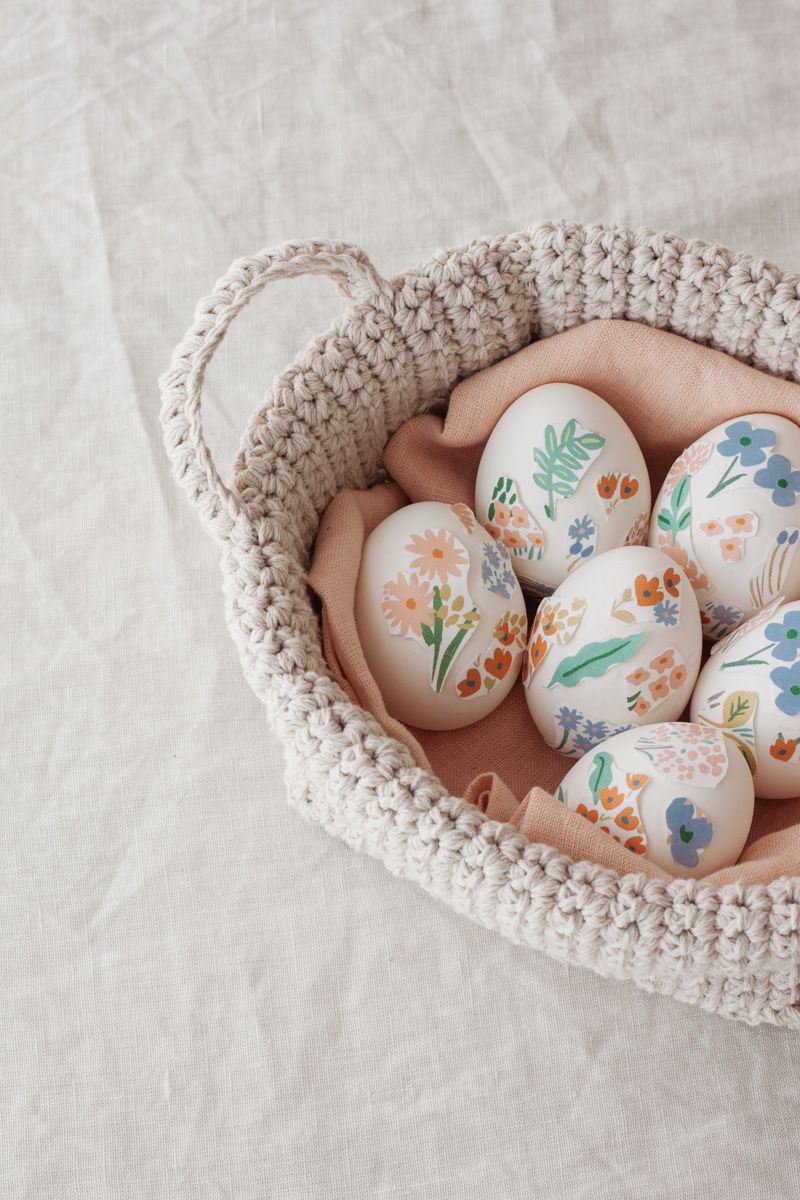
(524, 546), (702, 757)
(474, 383), (651, 596)
(690, 598), (800, 798)
(355, 501), (527, 731)
(648, 413), (800, 640)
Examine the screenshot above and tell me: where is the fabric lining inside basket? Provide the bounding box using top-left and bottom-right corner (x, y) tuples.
(308, 319), (800, 886)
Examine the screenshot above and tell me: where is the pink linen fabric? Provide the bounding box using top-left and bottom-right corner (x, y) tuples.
(308, 319), (800, 886)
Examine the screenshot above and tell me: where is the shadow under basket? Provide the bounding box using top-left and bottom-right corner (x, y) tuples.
(159, 222), (800, 1027)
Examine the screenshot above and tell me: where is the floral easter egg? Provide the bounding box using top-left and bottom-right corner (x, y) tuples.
(355, 501), (527, 731)
(474, 383), (651, 597)
(524, 545), (702, 757)
(649, 413), (800, 640)
(556, 724), (754, 877)
(690, 598), (800, 799)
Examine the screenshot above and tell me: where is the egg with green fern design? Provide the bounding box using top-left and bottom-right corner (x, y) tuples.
(474, 384), (651, 597)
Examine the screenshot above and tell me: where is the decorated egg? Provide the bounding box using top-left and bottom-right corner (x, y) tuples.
(474, 383), (651, 596)
(690, 598), (800, 799)
(524, 545), (702, 756)
(649, 413), (800, 640)
(556, 724), (754, 877)
(355, 501), (527, 730)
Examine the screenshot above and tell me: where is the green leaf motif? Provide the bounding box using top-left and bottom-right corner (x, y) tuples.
(531, 419), (606, 521)
(547, 633), (647, 689)
(588, 752), (613, 805)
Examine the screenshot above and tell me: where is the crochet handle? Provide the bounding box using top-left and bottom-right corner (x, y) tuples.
(159, 239), (390, 543)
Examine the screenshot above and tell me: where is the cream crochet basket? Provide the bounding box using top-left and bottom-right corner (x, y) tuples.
(160, 222), (800, 1028)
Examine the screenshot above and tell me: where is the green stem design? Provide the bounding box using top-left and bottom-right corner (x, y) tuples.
(707, 455), (746, 498)
(435, 608), (479, 691)
(429, 586), (444, 684)
(720, 642), (773, 671)
(555, 726), (571, 751)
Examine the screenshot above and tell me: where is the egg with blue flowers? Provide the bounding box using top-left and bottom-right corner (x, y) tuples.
(556, 723), (754, 876)
(475, 383), (651, 597)
(649, 413), (800, 640)
(690, 598), (800, 799)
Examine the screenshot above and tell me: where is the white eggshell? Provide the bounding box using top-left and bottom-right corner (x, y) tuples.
(690, 598), (800, 799)
(524, 545), (702, 756)
(355, 501), (527, 730)
(649, 413), (800, 640)
(557, 724), (754, 877)
(474, 383), (651, 597)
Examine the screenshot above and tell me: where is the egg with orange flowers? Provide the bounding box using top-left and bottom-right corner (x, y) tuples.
(474, 383), (651, 596)
(355, 501), (527, 730)
(523, 546), (703, 756)
(556, 723), (754, 877)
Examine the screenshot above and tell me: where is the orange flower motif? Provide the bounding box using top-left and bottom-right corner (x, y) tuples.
(502, 530), (524, 550)
(633, 696), (652, 717)
(597, 473), (619, 500)
(510, 505), (529, 528)
(648, 675), (670, 702)
(615, 808), (640, 831)
(670, 664), (688, 690)
(599, 785), (624, 811)
(496, 621), (515, 647)
(493, 503), (511, 527)
(540, 608), (563, 638)
(662, 567), (681, 597)
(405, 528), (469, 582)
(720, 536), (744, 562)
(485, 647), (512, 680)
(619, 475), (639, 499)
(700, 519), (725, 537)
(529, 634), (548, 672)
(657, 534), (710, 592)
(625, 773), (648, 790)
(531, 532), (545, 549)
(649, 650), (675, 673)
(725, 513), (756, 534)
(770, 735), (797, 761)
(486, 524), (501, 540)
(624, 835), (647, 855)
(576, 803), (599, 823)
(456, 668), (482, 698)
(634, 574), (664, 606)
(626, 667), (650, 687)
(381, 572), (434, 638)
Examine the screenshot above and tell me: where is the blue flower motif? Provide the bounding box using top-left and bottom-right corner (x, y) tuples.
(665, 797), (713, 869)
(711, 604), (741, 627)
(572, 734), (595, 755)
(556, 706), (581, 732)
(483, 540), (503, 570)
(716, 420), (776, 466)
(582, 719), (609, 743)
(770, 662), (800, 715)
(567, 515), (595, 545)
(765, 610), (800, 662)
(753, 454), (800, 507)
(653, 599), (679, 628)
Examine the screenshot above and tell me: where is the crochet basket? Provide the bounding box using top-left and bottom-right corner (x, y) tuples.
(160, 222), (800, 1027)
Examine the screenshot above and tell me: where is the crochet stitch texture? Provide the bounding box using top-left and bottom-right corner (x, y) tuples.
(160, 222), (800, 1027)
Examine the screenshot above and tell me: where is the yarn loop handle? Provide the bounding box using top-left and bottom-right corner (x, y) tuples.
(159, 239), (390, 543)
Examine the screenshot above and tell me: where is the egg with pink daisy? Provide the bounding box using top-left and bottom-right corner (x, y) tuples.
(649, 413), (800, 639)
(355, 501), (527, 730)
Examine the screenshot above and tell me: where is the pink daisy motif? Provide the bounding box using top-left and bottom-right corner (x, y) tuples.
(725, 512), (757, 535)
(700, 519), (725, 537)
(405, 528), (469, 582)
(510, 505), (529, 528)
(381, 572), (434, 638)
(720, 536), (744, 562)
(492, 503), (511, 528)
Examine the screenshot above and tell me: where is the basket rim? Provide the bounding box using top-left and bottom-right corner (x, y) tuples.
(160, 221), (800, 1025)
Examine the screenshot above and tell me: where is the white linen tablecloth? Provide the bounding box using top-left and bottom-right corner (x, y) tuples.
(4, 2), (800, 1195)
